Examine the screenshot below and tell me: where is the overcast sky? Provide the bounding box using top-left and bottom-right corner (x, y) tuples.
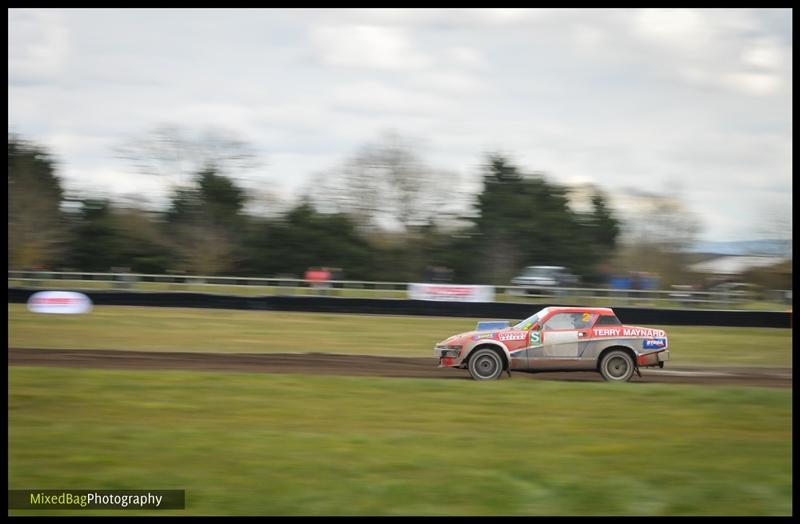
(8, 8), (793, 242)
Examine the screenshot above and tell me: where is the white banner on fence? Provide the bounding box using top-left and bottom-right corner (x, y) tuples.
(27, 291), (93, 314)
(408, 283), (495, 302)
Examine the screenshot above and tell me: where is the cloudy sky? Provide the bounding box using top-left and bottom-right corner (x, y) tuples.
(8, 8), (792, 242)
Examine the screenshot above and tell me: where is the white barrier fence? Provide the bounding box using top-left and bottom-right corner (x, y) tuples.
(8, 271), (786, 308)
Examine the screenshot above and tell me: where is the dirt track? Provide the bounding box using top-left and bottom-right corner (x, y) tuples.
(8, 347), (792, 388)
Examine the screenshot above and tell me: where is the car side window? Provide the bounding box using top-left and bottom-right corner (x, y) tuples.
(572, 312), (598, 329)
(594, 315), (621, 326)
(544, 312), (598, 330)
(543, 314), (575, 330)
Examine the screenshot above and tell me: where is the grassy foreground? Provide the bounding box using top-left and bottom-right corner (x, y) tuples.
(8, 366), (792, 516)
(7, 304), (793, 367)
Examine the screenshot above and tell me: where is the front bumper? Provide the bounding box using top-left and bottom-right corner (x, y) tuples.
(434, 347), (464, 367)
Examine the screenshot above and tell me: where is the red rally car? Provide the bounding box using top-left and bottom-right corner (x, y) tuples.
(434, 306), (669, 382)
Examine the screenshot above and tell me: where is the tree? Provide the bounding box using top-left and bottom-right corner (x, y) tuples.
(115, 124), (261, 186)
(110, 207), (175, 274)
(63, 197), (175, 273)
(578, 192), (621, 282)
(242, 202), (375, 278)
(470, 154), (619, 284)
(167, 167), (246, 229)
(610, 189), (702, 287)
(8, 134), (66, 269)
(165, 167), (248, 275)
(587, 192), (619, 250)
(114, 125), (261, 275)
(64, 198), (120, 272)
(306, 131), (461, 233)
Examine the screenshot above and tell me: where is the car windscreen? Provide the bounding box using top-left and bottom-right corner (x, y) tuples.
(523, 268), (556, 277)
(512, 307), (550, 330)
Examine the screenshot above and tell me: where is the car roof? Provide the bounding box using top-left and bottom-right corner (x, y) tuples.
(543, 306), (616, 316)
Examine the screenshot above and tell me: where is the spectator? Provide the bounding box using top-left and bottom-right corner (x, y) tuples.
(304, 267), (332, 291)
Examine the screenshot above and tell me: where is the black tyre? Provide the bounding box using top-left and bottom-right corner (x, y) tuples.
(468, 348), (504, 381)
(599, 350), (635, 382)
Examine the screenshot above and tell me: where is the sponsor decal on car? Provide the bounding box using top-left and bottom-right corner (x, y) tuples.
(498, 331), (527, 341)
(529, 329), (543, 347)
(624, 327), (666, 338)
(591, 327), (667, 338)
(643, 338), (667, 350)
(472, 333), (495, 341)
(592, 327), (622, 337)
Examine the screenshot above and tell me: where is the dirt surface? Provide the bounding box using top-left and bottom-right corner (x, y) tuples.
(8, 347), (792, 388)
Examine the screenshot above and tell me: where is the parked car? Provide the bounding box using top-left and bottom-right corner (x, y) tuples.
(511, 266), (579, 294)
(434, 306), (669, 382)
(709, 282), (761, 302)
(667, 284), (698, 305)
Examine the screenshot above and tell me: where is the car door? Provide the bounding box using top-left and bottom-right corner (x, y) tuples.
(528, 313), (585, 369)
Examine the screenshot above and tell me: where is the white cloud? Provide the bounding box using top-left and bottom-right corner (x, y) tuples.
(478, 8), (546, 25)
(331, 81), (454, 116)
(7, 8), (792, 242)
(60, 164), (171, 205)
(444, 46), (486, 68)
(721, 72), (783, 96)
(8, 10), (70, 84)
(411, 70), (486, 95)
(741, 38), (784, 69)
(633, 8), (711, 49)
(572, 23), (606, 50)
(628, 9), (791, 98)
(679, 67), (783, 96)
(309, 24), (432, 70)
(305, 8), (552, 28)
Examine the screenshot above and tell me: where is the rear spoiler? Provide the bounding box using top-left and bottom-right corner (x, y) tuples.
(476, 320), (510, 331)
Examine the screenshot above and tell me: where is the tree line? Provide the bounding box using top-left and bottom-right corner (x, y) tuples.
(9, 131), (623, 285)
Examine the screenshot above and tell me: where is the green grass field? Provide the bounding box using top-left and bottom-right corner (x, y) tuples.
(7, 304), (793, 367)
(9, 367), (792, 516)
(8, 304), (793, 515)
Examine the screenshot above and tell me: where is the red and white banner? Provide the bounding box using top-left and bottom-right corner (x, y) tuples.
(27, 291), (93, 314)
(408, 283), (495, 302)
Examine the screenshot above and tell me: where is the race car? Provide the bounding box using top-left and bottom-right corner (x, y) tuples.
(434, 306), (669, 381)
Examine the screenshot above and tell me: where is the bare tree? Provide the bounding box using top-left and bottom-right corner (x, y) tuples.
(115, 124), (262, 186)
(306, 131), (462, 232)
(611, 187), (703, 286)
(615, 187), (701, 252)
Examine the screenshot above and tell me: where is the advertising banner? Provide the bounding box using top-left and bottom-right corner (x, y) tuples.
(408, 283), (495, 302)
(27, 291), (93, 314)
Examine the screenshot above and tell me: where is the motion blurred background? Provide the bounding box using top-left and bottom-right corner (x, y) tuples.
(8, 8), (793, 516)
(8, 8), (792, 302)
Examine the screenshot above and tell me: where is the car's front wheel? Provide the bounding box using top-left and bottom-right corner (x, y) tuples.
(468, 348), (504, 381)
(599, 350), (635, 382)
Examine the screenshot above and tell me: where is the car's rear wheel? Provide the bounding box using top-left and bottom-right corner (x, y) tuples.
(599, 350), (635, 382)
(468, 348), (504, 381)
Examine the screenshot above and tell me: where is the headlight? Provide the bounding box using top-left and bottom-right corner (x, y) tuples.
(436, 344), (463, 357)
